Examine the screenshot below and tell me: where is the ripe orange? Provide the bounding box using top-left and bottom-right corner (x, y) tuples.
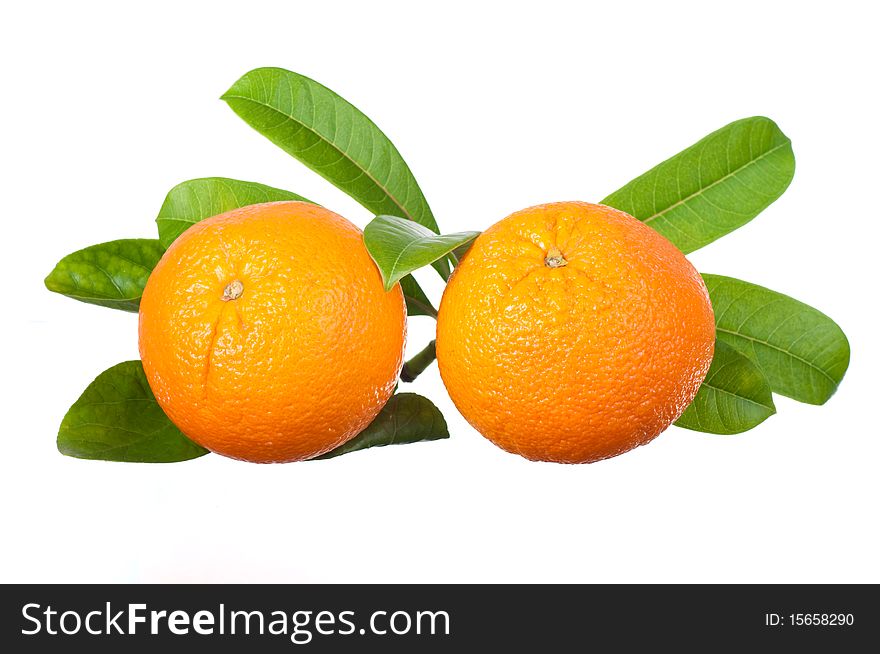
(138, 201), (406, 463)
(436, 201), (715, 464)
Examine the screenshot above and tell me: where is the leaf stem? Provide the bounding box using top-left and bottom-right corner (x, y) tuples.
(400, 340), (437, 383)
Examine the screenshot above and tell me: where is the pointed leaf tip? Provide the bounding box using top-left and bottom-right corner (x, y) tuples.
(45, 239), (165, 312)
(603, 116), (795, 253)
(703, 274), (849, 405)
(58, 361), (209, 462)
(313, 393), (448, 460)
(364, 214), (479, 290)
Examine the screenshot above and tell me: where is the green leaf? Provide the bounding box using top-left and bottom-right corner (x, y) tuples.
(364, 214), (479, 291)
(58, 361), (209, 462)
(399, 274), (437, 318)
(675, 341), (776, 434)
(222, 67), (448, 277)
(44, 239), (164, 312)
(156, 177), (311, 248)
(314, 393), (448, 460)
(602, 116), (795, 253)
(703, 274), (850, 405)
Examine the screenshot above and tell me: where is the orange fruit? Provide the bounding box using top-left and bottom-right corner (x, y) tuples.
(138, 201), (406, 463)
(436, 201), (715, 464)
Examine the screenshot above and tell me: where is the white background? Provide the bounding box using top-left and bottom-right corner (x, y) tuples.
(2, 1), (878, 583)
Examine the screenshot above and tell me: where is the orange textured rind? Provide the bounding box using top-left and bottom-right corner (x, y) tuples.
(436, 201), (715, 464)
(139, 202), (406, 463)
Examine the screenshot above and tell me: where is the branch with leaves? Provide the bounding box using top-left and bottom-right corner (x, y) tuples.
(45, 67), (849, 462)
